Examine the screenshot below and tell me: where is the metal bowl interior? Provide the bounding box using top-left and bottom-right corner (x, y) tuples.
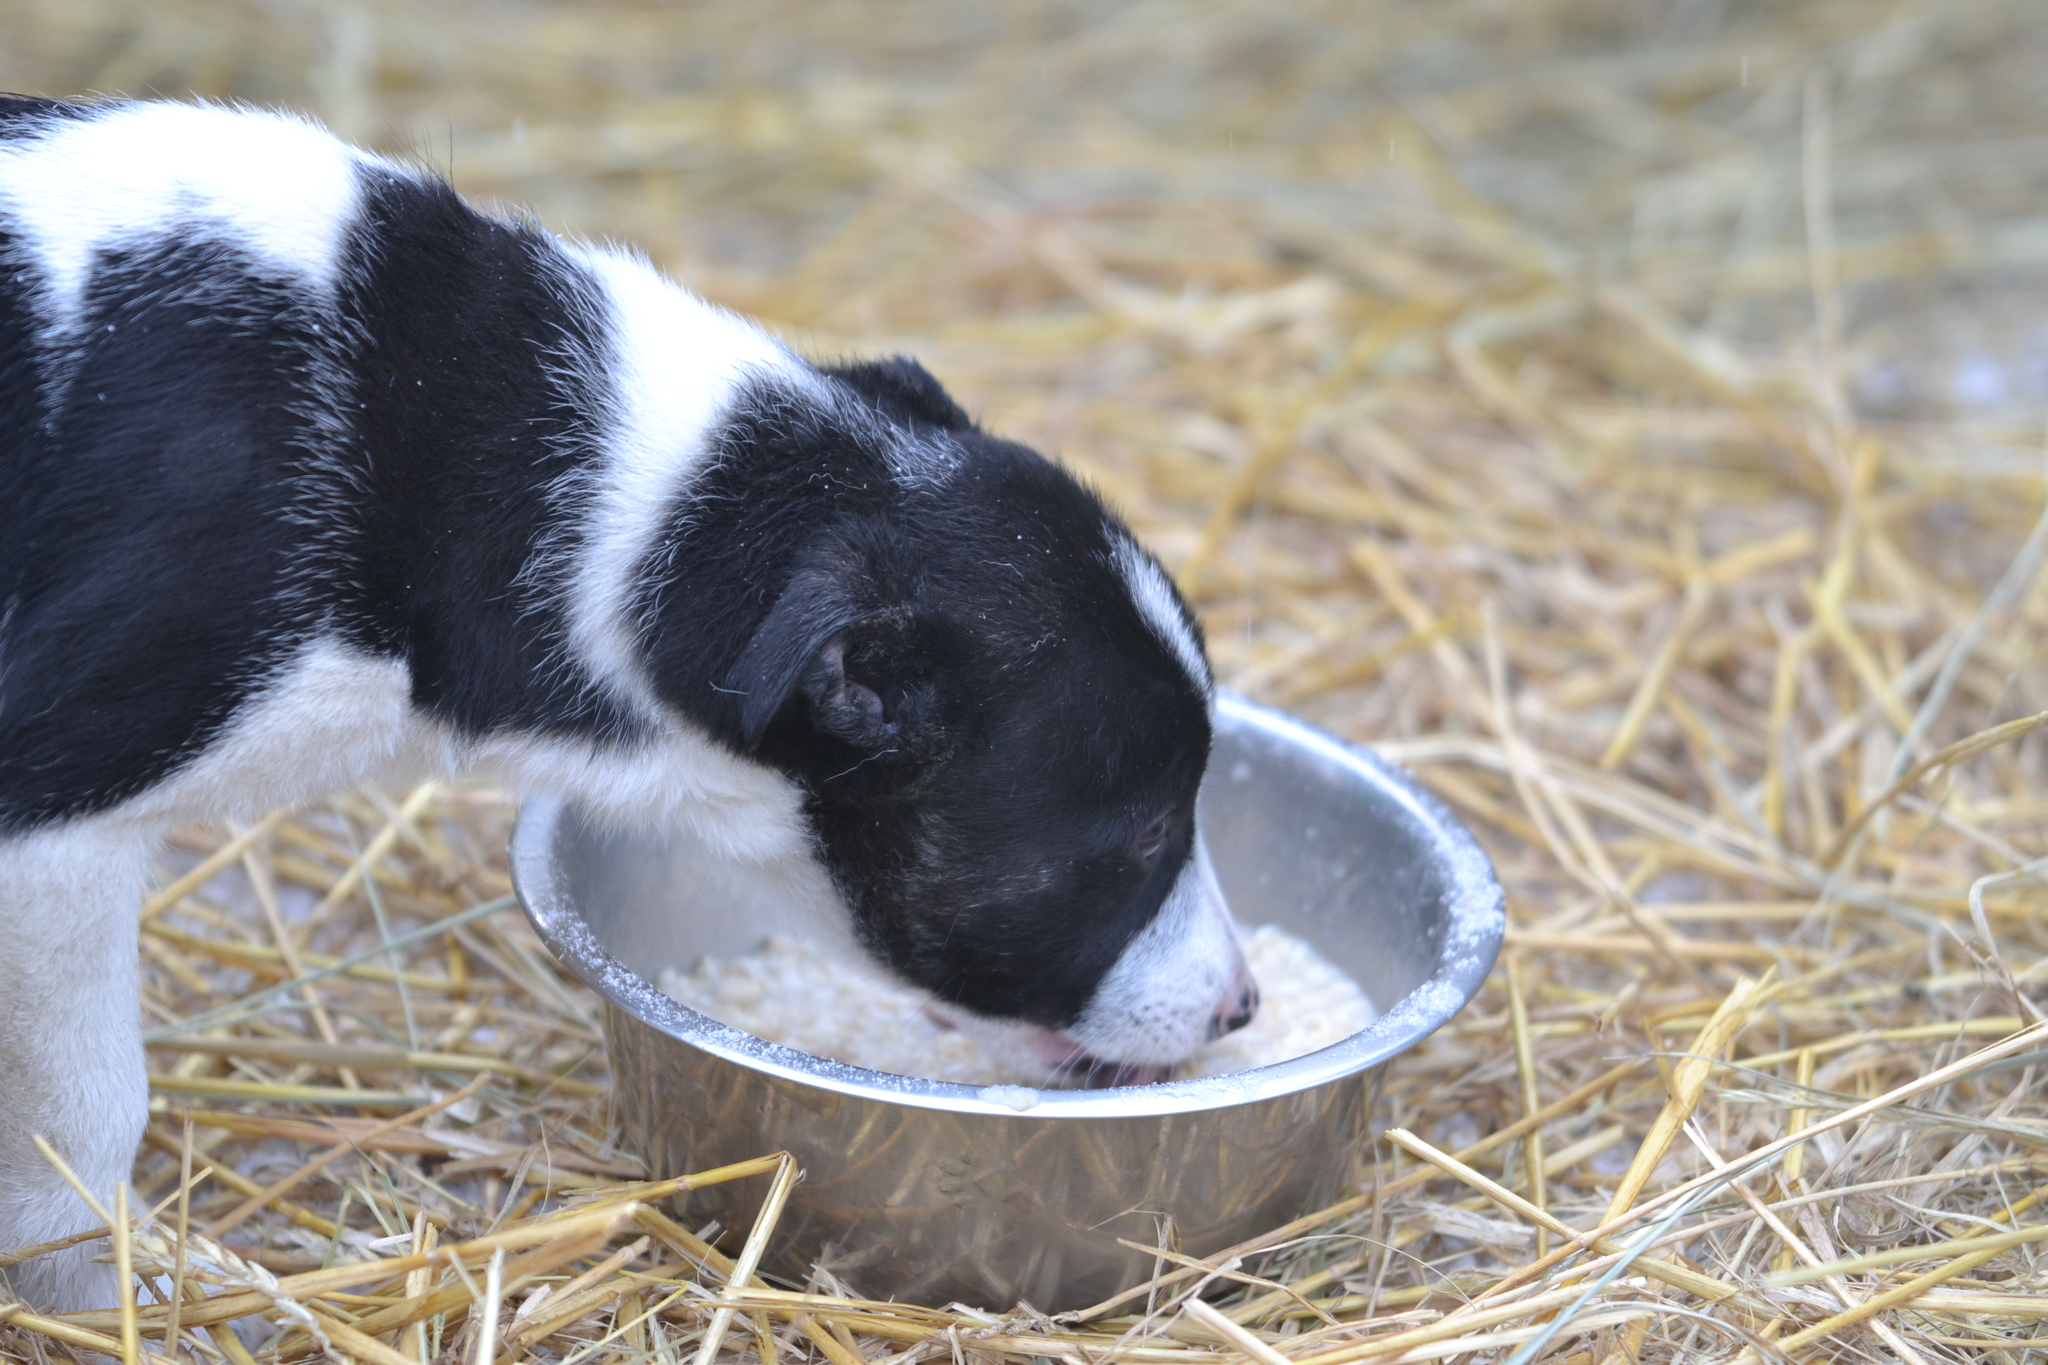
(512, 693), (1502, 1306)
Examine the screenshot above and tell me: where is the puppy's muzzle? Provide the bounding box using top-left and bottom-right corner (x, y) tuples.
(1210, 953), (1260, 1039)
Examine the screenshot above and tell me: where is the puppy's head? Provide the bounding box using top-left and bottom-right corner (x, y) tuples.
(694, 359), (1256, 1084)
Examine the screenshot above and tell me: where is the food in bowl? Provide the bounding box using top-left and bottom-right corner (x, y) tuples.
(658, 923), (1372, 1087)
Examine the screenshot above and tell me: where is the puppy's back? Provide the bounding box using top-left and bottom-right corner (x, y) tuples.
(0, 102), (602, 828)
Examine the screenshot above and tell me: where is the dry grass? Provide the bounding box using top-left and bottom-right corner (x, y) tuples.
(4, 2), (2048, 1362)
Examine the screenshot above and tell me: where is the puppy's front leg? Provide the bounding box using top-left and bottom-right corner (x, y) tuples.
(0, 822), (151, 1312)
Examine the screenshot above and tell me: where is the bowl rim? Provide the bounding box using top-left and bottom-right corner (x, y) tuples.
(511, 692), (1504, 1120)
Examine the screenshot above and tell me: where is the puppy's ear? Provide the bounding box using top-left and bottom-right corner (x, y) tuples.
(731, 602), (923, 751)
(795, 630), (902, 750)
(729, 516), (938, 749)
(824, 356), (974, 431)
(728, 562), (872, 746)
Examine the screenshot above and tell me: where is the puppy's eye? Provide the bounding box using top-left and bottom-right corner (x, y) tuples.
(1135, 815), (1172, 862)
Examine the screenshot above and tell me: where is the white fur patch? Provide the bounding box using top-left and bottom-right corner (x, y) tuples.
(0, 103), (363, 334)
(554, 245), (814, 713)
(120, 638), (422, 828)
(875, 419), (963, 489)
(125, 635), (813, 869)
(1069, 834), (1243, 1065)
(1111, 535), (1210, 695)
(0, 819), (152, 1311)
(474, 722), (811, 869)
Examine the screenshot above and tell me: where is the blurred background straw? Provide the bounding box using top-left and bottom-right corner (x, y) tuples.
(5, 3), (2048, 1363)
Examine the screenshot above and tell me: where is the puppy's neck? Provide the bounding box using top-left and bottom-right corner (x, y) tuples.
(548, 252), (819, 727)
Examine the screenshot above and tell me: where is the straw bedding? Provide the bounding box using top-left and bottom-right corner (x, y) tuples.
(4, 3), (2048, 1363)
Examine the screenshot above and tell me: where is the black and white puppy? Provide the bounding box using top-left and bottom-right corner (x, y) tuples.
(0, 98), (1256, 1310)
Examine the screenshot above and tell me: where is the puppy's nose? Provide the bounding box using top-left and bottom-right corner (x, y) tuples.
(1210, 959), (1260, 1039)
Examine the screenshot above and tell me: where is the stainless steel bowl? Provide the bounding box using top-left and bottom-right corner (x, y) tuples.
(511, 693), (1502, 1310)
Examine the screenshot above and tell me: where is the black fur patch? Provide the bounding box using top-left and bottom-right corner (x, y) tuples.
(0, 95), (87, 134)
(334, 164), (627, 739)
(823, 355), (975, 430)
(0, 233), (330, 826)
(0, 108), (631, 829)
(641, 372), (1213, 1028)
